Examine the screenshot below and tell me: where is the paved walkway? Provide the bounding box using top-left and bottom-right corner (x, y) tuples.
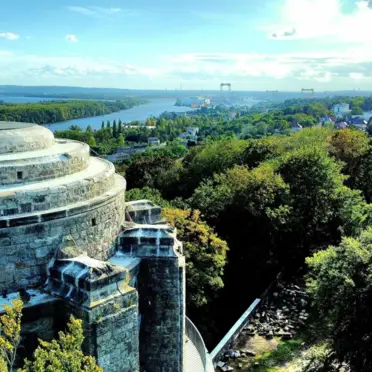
(185, 335), (205, 372)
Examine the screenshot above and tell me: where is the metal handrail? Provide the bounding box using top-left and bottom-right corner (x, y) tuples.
(185, 316), (208, 371)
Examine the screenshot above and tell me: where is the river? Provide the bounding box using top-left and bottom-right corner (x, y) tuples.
(1, 97), (194, 131)
(46, 99), (194, 131)
(1, 96), (261, 132)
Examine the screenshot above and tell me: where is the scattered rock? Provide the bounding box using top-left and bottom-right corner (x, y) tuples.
(240, 348), (256, 357)
(281, 332), (293, 340)
(222, 366), (234, 372)
(217, 361), (226, 369)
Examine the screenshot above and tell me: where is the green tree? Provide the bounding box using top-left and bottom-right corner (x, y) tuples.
(87, 133), (96, 148)
(125, 152), (175, 190)
(101, 121), (104, 130)
(163, 208), (228, 309)
(0, 298), (22, 371)
(126, 187), (173, 208)
(242, 137), (285, 169)
(190, 164), (289, 285)
(181, 139), (248, 196)
(329, 128), (369, 187)
(118, 119), (122, 135)
(276, 146), (348, 265)
(351, 106), (363, 115)
(117, 134), (125, 147)
(113, 120), (117, 138)
(106, 120), (111, 129)
(306, 228), (372, 371)
(20, 316), (102, 372)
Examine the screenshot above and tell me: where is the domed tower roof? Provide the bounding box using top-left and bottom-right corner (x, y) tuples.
(0, 122), (55, 154)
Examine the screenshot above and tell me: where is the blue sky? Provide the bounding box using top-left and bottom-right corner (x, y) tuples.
(0, 0), (372, 90)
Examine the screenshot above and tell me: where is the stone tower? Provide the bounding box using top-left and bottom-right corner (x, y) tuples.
(0, 122), (212, 372)
(0, 122), (125, 291)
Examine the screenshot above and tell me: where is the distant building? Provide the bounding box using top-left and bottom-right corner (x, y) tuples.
(349, 117), (368, 126)
(320, 116), (335, 123)
(106, 145), (147, 162)
(148, 137), (160, 146)
(332, 103), (351, 117)
(179, 96), (210, 108)
(178, 127), (199, 146)
(291, 123), (303, 132)
(186, 127), (199, 136)
(335, 122), (349, 130)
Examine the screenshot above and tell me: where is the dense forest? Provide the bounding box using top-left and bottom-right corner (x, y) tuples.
(55, 97), (372, 370)
(0, 98), (147, 125)
(125, 128), (372, 369)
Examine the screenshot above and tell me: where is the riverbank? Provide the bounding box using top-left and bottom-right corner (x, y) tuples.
(45, 98), (194, 131)
(0, 98), (147, 126)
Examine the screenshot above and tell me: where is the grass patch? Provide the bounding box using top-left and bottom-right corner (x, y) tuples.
(250, 338), (305, 371)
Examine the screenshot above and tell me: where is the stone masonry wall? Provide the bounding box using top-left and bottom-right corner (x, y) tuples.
(138, 256), (185, 372)
(0, 124), (55, 154)
(0, 142), (90, 185)
(0, 161), (115, 215)
(0, 190), (125, 292)
(95, 305), (139, 372)
(62, 288), (139, 372)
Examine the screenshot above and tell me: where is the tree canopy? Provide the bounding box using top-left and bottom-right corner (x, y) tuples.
(306, 228), (372, 371)
(0, 98), (146, 125)
(163, 208), (228, 310)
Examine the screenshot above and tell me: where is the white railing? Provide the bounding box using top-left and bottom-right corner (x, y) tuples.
(185, 316), (208, 371)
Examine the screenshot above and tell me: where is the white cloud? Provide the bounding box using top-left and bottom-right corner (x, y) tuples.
(350, 72), (365, 80)
(0, 51), (160, 81)
(163, 49), (372, 87)
(0, 32), (19, 40)
(65, 34), (78, 43)
(67, 6), (124, 18)
(268, 0), (372, 43)
(1, 47), (372, 89)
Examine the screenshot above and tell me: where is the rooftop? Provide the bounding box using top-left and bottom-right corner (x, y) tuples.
(0, 122), (55, 154)
(0, 122), (36, 130)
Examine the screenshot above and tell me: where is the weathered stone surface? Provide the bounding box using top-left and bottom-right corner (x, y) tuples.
(126, 200), (163, 224)
(0, 190), (125, 292)
(138, 256), (186, 372)
(0, 140), (90, 185)
(0, 123), (54, 154)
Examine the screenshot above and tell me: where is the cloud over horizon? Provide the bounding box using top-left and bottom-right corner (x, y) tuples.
(0, 32), (20, 40)
(1, 46), (372, 90)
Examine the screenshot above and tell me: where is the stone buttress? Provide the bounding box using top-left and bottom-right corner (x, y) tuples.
(117, 202), (186, 372)
(45, 254), (139, 372)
